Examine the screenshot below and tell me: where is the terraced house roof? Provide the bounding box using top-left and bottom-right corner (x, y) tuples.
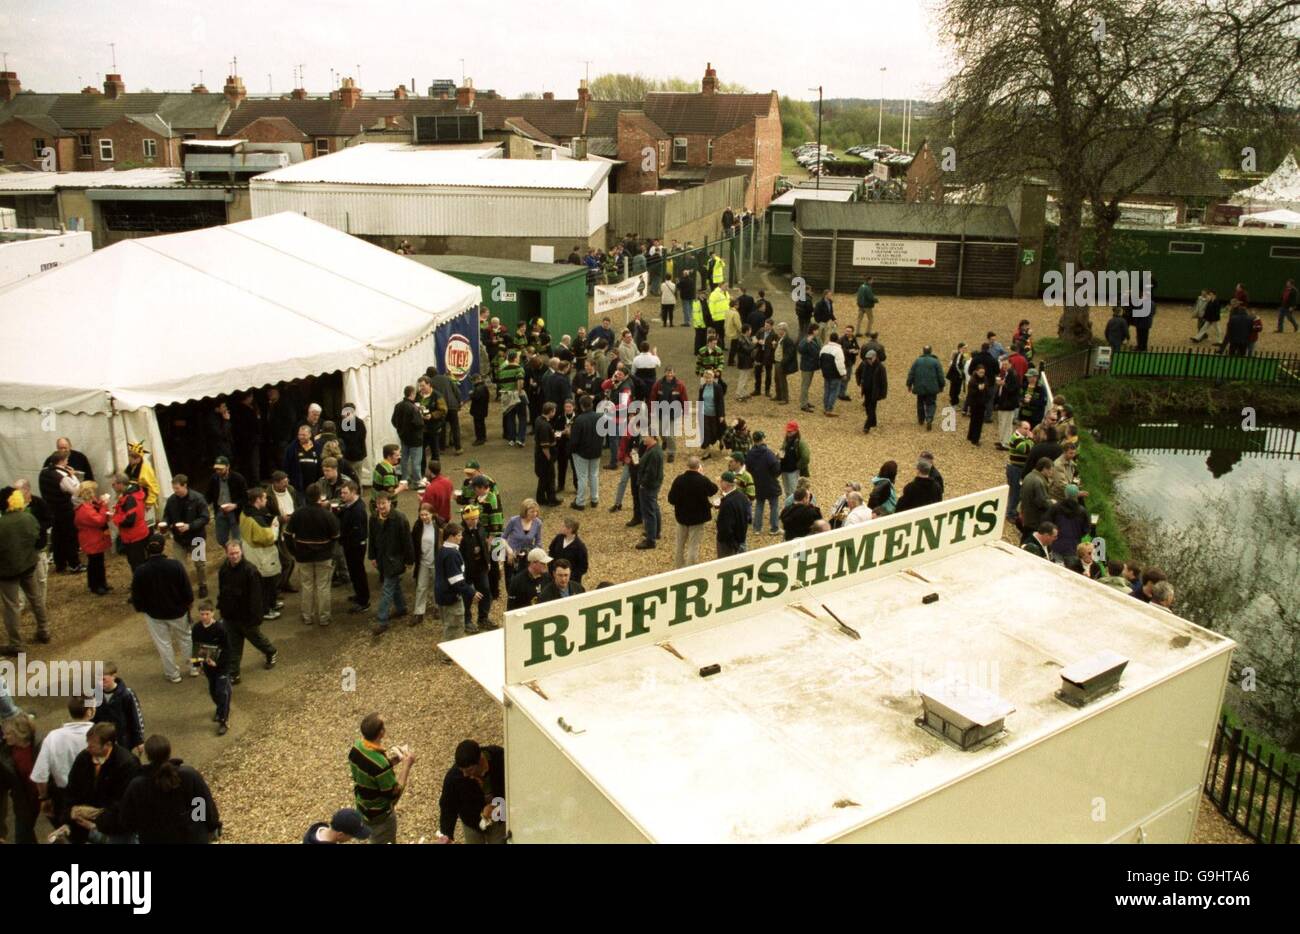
(0, 92), (231, 132)
(643, 91), (777, 137)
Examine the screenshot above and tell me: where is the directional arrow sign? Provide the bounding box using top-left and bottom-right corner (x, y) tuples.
(852, 239), (938, 268)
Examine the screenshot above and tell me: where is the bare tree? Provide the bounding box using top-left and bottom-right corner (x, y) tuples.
(937, 0), (1299, 342)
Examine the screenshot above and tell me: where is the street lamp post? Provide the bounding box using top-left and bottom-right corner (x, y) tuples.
(809, 85), (823, 190)
(877, 67), (887, 147)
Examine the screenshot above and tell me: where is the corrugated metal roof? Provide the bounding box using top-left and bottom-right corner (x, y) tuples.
(408, 253), (587, 282)
(587, 137), (618, 157)
(643, 91), (776, 137)
(253, 143), (610, 191)
(770, 188), (857, 207)
(796, 201), (1018, 239)
(0, 168), (208, 192)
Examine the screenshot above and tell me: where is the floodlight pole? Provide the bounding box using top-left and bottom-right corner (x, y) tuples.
(877, 67), (887, 147)
(810, 85), (823, 191)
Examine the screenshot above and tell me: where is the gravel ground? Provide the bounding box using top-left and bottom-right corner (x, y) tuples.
(20, 271), (1288, 843)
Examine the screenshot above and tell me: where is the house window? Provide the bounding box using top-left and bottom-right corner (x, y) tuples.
(1270, 246), (1300, 260)
(79, 134), (92, 158)
(1167, 241), (1203, 255)
(143, 138), (158, 158)
(672, 137), (687, 163)
(707, 139), (714, 165)
(99, 138), (115, 161)
(314, 138), (330, 156)
(32, 138), (46, 158)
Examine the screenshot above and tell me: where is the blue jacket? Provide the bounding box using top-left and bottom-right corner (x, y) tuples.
(434, 543), (477, 606)
(906, 353), (946, 396)
(745, 444), (782, 498)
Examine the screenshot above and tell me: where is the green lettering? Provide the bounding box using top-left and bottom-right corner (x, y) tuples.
(756, 556), (789, 600)
(717, 565), (755, 611)
(669, 578), (710, 625)
(973, 499), (999, 536)
(797, 543), (835, 587)
(948, 505), (977, 543)
(625, 587), (668, 639)
(883, 524), (911, 563)
(524, 616), (574, 667)
(911, 515), (945, 555)
(579, 600), (624, 651)
(834, 531), (879, 577)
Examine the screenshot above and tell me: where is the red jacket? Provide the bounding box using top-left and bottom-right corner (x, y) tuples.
(419, 475), (454, 524)
(74, 500), (112, 554)
(112, 485), (151, 545)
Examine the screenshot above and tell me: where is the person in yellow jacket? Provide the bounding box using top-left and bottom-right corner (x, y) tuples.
(691, 297), (709, 353)
(239, 487), (283, 619)
(125, 441), (161, 523)
(710, 251), (726, 286)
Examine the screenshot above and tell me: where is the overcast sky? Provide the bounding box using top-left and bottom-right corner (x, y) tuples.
(1, 0), (951, 101)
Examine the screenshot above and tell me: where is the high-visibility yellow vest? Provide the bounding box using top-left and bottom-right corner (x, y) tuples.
(711, 256), (726, 284)
(691, 299), (706, 328)
(708, 288), (729, 322)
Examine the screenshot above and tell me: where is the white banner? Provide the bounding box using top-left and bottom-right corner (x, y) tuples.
(852, 238), (937, 268)
(594, 271), (650, 316)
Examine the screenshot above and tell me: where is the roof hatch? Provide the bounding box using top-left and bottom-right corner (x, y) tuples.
(917, 681), (1015, 751)
(1057, 651), (1129, 707)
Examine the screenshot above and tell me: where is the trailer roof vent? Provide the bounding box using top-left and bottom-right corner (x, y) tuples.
(1057, 651), (1129, 707)
(917, 681), (1015, 751)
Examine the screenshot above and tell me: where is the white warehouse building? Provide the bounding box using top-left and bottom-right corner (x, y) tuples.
(250, 143), (611, 261)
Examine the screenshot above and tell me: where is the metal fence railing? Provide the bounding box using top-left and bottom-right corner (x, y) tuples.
(1111, 346), (1300, 386)
(1205, 714), (1299, 844)
(585, 217), (767, 295)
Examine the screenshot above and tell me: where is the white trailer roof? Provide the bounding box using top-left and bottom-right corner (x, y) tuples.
(253, 142), (611, 191)
(454, 489), (1233, 843)
(769, 188), (857, 207)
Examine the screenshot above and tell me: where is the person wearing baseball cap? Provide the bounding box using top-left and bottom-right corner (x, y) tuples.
(779, 422), (810, 502)
(303, 808), (372, 844)
(205, 456), (247, 548)
(715, 471), (751, 558)
(506, 547), (551, 611)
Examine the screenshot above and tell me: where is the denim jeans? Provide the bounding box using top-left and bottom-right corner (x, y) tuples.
(572, 454), (601, 506)
(753, 493), (780, 533)
(214, 510), (241, 546)
(400, 445), (423, 485)
(1005, 464), (1023, 518)
(823, 378), (841, 412)
(503, 405), (527, 444)
(781, 470), (799, 499)
(614, 465), (634, 507)
(376, 573), (408, 626)
(204, 669), (231, 722)
(639, 487), (661, 541)
(915, 393), (937, 424)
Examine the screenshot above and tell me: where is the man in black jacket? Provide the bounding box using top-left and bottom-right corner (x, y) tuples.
(38, 450), (82, 573)
(568, 396), (604, 509)
(715, 472), (752, 558)
(130, 536), (195, 683)
(537, 558), (586, 603)
(813, 289), (836, 345)
(533, 401), (562, 507)
(506, 549), (551, 611)
(779, 487), (822, 541)
(635, 434), (664, 550)
(93, 663), (146, 756)
(436, 739), (505, 844)
(64, 722), (140, 844)
(206, 456), (248, 548)
(217, 541), (276, 683)
(337, 480), (370, 614)
(53, 437), (94, 482)
(368, 492), (412, 635)
(459, 506), (494, 632)
(896, 460), (943, 512)
(428, 370), (464, 457)
(286, 484), (340, 628)
(162, 474), (211, 598)
(391, 386), (427, 489)
(338, 402), (368, 469)
(667, 456), (718, 568)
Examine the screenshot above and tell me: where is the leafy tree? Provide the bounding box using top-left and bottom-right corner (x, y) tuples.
(590, 72), (749, 101)
(936, 0), (1299, 343)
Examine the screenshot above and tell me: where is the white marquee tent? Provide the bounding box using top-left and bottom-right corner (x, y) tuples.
(0, 211), (481, 492)
(1230, 152), (1300, 213)
(1237, 208), (1300, 229)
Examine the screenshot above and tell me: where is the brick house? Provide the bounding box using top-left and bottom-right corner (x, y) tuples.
(0, 72), (232, 171)
(614, 65), (782, 211)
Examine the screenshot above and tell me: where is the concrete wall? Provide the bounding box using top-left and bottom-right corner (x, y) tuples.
(359, 227), (606, 263)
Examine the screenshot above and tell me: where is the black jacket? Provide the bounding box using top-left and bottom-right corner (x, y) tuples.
(995, 369), (1021, 409)
(94, 679), (146, 752)
(1226, 309), (1253, 344)
(667, 470), (718, 526)
(438, 744), (505, 838)
(780, 502), (822, 540)
(745, 444), (781, 498)
(469, 384), (490, 418)
(568, 410), (604, 460)
(638, 443), (664, 493)
(856, 358), (888, 402)
(265, 484), (304, 525)
(130, 555), (193, 620)
(542, 369), (573, 408)
(538, 579), (587, 603)
(507, 568), (549, 611)
(286, 504), (340, 563)
(368, 510), (413, 578)
(162, 491), (210, 547)
(459, 524), (492, 578)
(716, 488), (751, 548)
(337, 498), (369, 550)
(897, 476), (943, 512)
(339, 416), (368, 463)
(38, 465), (76, 515)
(119, 760), (221, 844)
(1104, 314), (1128, 346)
(217, 557), (263, 623)
(778, 335), (799, 374)
(205, 471), (248, 523)
(814, 297), (835, 323)
(64, 743), (140, 843)
(391, 398), (426, 447)
(547, 534), (589, 583)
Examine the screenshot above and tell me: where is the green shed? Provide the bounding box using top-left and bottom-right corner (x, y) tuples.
(1041, 224), (1300, 302)
(407, 255), (589, 338)
(765, 187), (857, 271)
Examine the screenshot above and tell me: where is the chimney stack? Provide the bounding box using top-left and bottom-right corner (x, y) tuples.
(191, 83), (210, 94)
(103, 73), (126, 99)
(0, 71), (21, 103)
(339, 76), (361, 109)
(290, 87), (308, 101)
(542, 91), (554, 100)
(576, 78), (590, 111)
(223, 74), (246, 105)
(82, 86), (102, 95)
(393, 84), (408, 101)
(455, 78), (475, 109)
(701, 63), (718, 95)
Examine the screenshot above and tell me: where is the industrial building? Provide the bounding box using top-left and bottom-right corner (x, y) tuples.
(250, 142), (612, 260)
(446, 489), (1234, 843)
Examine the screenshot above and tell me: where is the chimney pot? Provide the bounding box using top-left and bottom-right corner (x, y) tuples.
(103, 73), (126, 99)
(291, 87), (308, 101)
(339, 76), (361, 109)
(394, 84), (408, 101)
(0, 71), (21, 102)
(223, 74), (246, 105)
(542, 91), (554, 100)
(702, 63), (718, 95)
(455, 78), (475, 109)
(191, 83), (210, 94)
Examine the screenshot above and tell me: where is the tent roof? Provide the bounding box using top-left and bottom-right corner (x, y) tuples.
(0, 212), (481, 414)
(1239, 207), (1300, 228)
(1230, 152), (1300, 210)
